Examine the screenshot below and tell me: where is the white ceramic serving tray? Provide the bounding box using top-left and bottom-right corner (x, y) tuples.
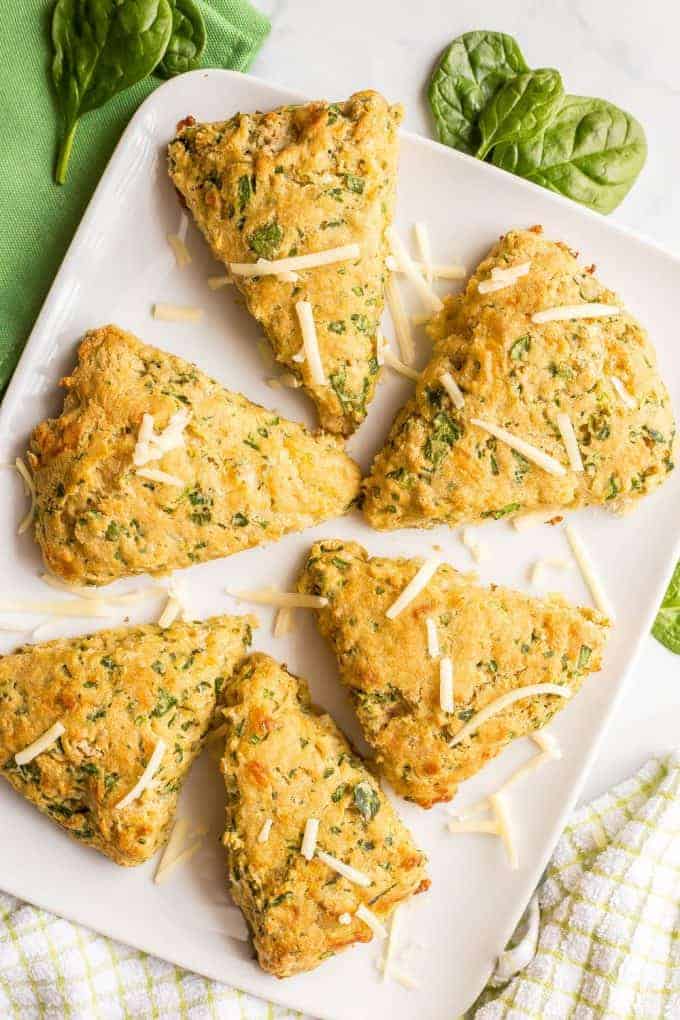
(1, 69), (679, 1020)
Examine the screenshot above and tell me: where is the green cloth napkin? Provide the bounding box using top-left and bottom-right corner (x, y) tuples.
(0, 0), (270, 391)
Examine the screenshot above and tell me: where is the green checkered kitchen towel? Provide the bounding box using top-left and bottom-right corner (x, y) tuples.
(473, 751), (680, 1018)
(0, 0), (270, 392)
(2, 754), (679, 1019)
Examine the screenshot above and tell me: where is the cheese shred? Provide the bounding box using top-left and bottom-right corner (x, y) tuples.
(385, 277), (415, 364)
(301, 818), (319, 861)
(258, 818), (273, 844)
(609, 375), (637, 409)
(383, 347), (421, 382)
(356, 903), (388, 939)
(512, 508), (563, 532)
(152, 303), (203, 323)
(256, 258), (299, 283)
(15, 721), (65, 766)
(136, 467), (185, 487)
(295, 301), (326, 385)
(229, 243), (360, 277)
(230, 590), (328, 610)
(478, 262), (531, 294)
(556, 413), (583, 472)
(387, 257), (465, 281)
(207, 275), (233, 290)
(532, 729), (562, 759)
(449, 684), (572, 748)
(14, 457), (37, 535)
(565, 524), (615, 619)
(386, 558), (441, 620)
(316, 850), (371, 888)
(425, 617), (440, 658)
(39, 575), (161, 607)
(166, 233), (191, 269)
(0, 597), (113, 619)
(158, 594), (182, 629)
(470, 419), (566, 477)
(267, 373), (301, 389)
(387, 227), (443, 313)
(375, 327), (386, 367)
(439, 656), (454, 713)
(440, 370), (465, 409)
(134, 410), (190, 468)
(273, 607), (295, 638)
(382, 904), (401, 982)
(532, 303), (620, 324)
(154, 839), (203, 883)
(490, 791), (518, 869)
(413, 222), (433, 283)
(462, 528), (489, 564)
(153, 817), (208, 884)
(115, 740), (166, 810)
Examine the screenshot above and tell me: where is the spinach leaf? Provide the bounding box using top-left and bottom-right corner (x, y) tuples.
(652, 562), (680, 655)
(428, 31), (529, 154)
(248, 221), (283, 259)
(156, 0), (206, 78)
(491, 95), (647, 214)
(476, 69), (564, 160)
(51, 0), (173, 184)
(353, 781), (380, 822)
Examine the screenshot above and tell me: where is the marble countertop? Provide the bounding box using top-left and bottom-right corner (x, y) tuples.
(250, 0), (680, 803)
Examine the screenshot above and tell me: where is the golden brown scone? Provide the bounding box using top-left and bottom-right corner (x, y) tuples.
(27, 325), (361, 585)
(364, 227), (676, 529)
(298, 540), (609, 808)
(0, 615), (254, 865)
(219, 653), (428, 978)
(168, 91), (402, 435)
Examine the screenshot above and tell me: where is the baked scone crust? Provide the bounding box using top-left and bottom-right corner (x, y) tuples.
(168, 91), (402, 435)
(364, 228), (676, 529)
(220, 653), (428, 977)
(0, 615), (253, 865)
(299, 539), (609, 807)
(28, 325), (361, 584)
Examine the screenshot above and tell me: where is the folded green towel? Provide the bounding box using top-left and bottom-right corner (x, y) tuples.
(0, 0), (270, 392)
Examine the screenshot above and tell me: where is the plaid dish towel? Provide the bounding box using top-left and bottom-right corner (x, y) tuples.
(3, 755), (680, 1019)
(474, 752), (680, 1018)
(0, 884), (308, 1020)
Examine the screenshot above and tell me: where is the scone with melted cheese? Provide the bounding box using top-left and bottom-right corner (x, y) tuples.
(168, 91), (402, 435)
(219, 653), (429, 977)
(0, 615), (253, 865)
(298, 540), (609, 808)
(27, 325), (361, 585)
(364, 227), (676, 529)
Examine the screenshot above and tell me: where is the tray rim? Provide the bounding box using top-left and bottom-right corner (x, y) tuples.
(1, 67), (679, 1020)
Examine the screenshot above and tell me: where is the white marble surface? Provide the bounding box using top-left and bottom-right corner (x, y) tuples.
(249, 0), (680, 802)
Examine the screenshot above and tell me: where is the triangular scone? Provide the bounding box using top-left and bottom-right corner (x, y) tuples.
(364, 228), (676, 529)
(27, 326), (361, 585)
(298, 540), (609, 808)
(168, 91), (402, 435)
(0, 615), (253, 865)
(219, 653), (428, 978)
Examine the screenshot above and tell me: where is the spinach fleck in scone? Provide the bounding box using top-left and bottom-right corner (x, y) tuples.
(220, 653), (429, 977)
(299, 540), (609, 808)
(27, 325), (361, 585)
(168, 91), (402, 435)
(0, 615), (253, 865)
(364, 227), (676, 529)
